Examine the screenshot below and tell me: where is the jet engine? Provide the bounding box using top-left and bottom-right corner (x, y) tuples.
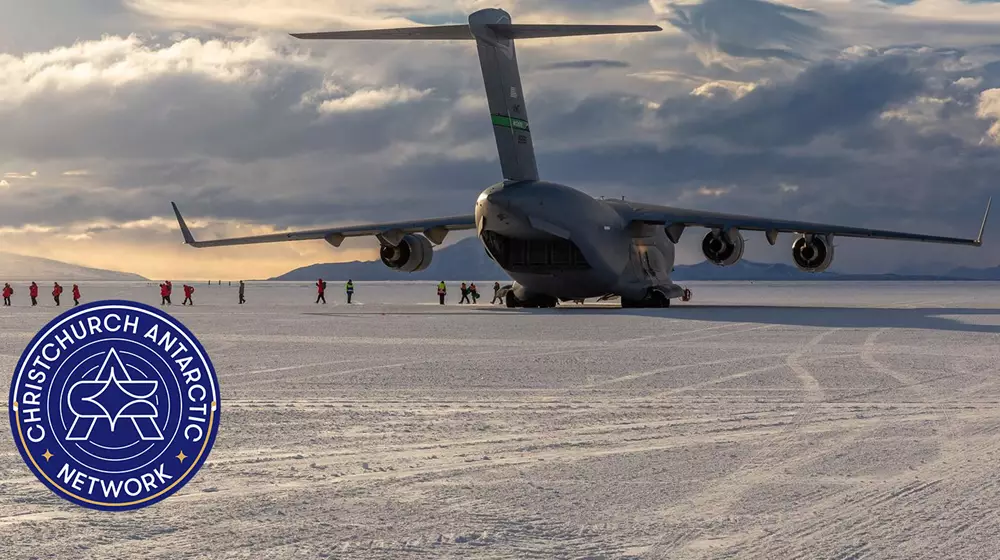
(791, 234), (834, 272)
(380, 234), (434, 272)
(701, 229), (745, 266)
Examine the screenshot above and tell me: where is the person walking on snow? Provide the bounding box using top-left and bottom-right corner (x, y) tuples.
(238, 280), (246, 304)
(2, 283), (12, 306)
(491, 281), (502, 304)
(159, 282), (171, 305)
(345, 279), (354, 304)
(52, 282), (63, 306)
(72, 284), (81, 306)
(29, 282), (38, 306)
(316, 278), (327, 304)
(459, 282), (470, 304)
(182, 284), (195, 305)
(315, 278), (327, 304)
(469, 282), (479, 304)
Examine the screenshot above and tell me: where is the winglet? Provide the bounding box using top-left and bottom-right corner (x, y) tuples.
(976, 197), (991, 246)
(171, 202), (197, 245)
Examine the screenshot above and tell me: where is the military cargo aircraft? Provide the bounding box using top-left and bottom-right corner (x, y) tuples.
(172, 8), (990, 308)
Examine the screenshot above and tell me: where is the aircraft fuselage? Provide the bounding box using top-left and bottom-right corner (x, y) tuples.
(475, 181), (683, 305)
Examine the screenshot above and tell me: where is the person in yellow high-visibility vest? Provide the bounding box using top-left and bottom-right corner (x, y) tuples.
(345, 280), (354, 304)
(437, 281), (447, 305)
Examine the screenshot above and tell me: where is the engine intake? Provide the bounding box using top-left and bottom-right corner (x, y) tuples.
(701, 229), (745, 266)
(791, 234), (834, 272)
(380, 234), (433, 272)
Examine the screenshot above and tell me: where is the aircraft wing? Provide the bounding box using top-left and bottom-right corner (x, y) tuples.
(618, 198), (990, 246)
(170, 202), (477, 248)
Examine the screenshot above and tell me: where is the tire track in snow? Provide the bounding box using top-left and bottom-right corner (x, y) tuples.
(650, 328), (843, 555)
(240, 321), (774, 387)
(861, 328), (923, 392)
(786, 328), (837, 402)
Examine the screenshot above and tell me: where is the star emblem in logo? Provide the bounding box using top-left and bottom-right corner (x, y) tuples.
(66, 347), (163, 441)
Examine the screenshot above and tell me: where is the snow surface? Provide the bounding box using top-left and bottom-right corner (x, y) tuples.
(2, 280), (1000, 559)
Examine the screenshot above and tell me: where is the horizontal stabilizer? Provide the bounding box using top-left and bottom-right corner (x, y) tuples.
(292, 25), (473, 41)
(489, 24), (661, 39)
(291, 23), (660, 41)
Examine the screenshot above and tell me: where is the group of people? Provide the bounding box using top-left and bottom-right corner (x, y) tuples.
(1, 278), (511, 308)
(315, 278), (503, 306)
(314, 278), (352, 304)
(2, 278), (511, 308)
(436, 281), (504, 305)
(1, 281), (81, 307)
(159, 280), (246, 305)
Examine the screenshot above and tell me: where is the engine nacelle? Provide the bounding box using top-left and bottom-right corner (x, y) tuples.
(380, 234), (434, 272)
(791, 234), (834, 272)
(701, 229), (745, 266)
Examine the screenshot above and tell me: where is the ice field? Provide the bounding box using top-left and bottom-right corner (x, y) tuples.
(3, 280), (1000, 559)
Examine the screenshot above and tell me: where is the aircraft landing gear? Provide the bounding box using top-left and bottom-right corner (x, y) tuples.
(505, 291), (557, 308)
(505, 291), (517, 308)
(621, 287), (671, 309)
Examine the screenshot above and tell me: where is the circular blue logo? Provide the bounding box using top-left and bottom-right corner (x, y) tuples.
(8, 300), (221, 511)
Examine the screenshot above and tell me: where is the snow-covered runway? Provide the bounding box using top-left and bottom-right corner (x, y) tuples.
(2, 281), (1000, 559)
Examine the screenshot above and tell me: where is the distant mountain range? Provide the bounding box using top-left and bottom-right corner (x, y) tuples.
(270, 237), (1000, 281)
(270, 236), (503, 281)
(0, 252), (147, 281)
(670, 259), (982, 281)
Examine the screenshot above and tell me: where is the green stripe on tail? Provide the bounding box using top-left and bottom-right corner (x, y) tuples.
(491, 114), (529, 131)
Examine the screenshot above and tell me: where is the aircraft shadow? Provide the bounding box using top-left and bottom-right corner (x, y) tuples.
(488, 305), (1000, 334)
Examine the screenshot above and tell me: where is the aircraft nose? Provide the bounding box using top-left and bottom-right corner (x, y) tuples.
(478, 188), (511, 212)
(480, 189), (502, 206)
(476, 186), (524, 234)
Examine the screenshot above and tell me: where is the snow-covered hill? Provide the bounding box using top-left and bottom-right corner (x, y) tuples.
(0, 252), (147, 281)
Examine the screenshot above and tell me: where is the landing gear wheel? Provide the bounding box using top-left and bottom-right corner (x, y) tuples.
(505, 291), (519, 308)
(621, 290), (670, 309)
(650, 289), (669, 308)
(506, 291), (557, 309)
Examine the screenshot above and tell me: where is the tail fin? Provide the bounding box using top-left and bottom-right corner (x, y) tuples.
(292, 9), (661, 182)
(469, 9), (539, 182)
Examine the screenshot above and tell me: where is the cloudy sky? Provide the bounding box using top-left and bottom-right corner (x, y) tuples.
(2, 0), (1000, 279)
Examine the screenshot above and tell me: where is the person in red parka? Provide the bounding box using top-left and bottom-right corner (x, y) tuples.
(52, 282), (63, 306)
(159, 282), (171, 305)
(182, 284), (195, 305)
(29, 281), (38, 306)
(72, 284), (81, 306)
(315, 278), (327, 304)
(2, 283), (12, 306)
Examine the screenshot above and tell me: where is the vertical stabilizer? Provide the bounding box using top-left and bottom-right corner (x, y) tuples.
(289, 12), (661, 183)
(469, 9), (538, 182)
